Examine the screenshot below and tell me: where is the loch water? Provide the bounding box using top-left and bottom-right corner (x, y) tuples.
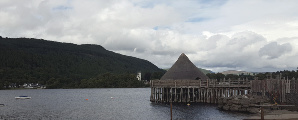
(0, 88), (251, 120)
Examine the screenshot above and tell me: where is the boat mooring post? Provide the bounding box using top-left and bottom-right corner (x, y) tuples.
(170, 101), (172, 120)
(261, 107), (264, 120)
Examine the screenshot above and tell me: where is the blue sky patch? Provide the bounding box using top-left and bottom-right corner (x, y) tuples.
(186, 17), (209, 23)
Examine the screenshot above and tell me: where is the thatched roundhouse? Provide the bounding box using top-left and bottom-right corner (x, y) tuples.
(160, 53), (209, 80)
(151, 53), (251, 103)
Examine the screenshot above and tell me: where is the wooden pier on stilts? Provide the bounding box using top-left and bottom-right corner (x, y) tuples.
(149, 53), (298, 104)
(150, 79), (251, 103)
(149, 53), (252, 103)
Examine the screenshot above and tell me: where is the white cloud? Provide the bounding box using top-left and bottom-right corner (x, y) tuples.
(1, 0), (298, 72)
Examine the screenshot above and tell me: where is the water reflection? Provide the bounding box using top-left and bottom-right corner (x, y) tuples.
(150, 102), (250, 120)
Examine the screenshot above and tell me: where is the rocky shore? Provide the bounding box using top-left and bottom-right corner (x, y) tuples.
(218, 95), (271, 113)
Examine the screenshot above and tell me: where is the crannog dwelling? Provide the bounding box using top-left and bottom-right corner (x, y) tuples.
(160, 53), (209, 80)
(150, 53), (298, 106)
(150, 53), (251, 103)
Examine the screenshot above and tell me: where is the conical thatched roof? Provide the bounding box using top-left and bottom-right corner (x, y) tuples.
(160, 53), (209, 80)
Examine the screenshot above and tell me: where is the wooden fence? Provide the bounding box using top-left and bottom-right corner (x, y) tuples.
(150, 78), (298, 104)
(251, 78), (298, 103)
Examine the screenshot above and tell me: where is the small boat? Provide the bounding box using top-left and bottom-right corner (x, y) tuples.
(0, 104), (4, 107)
(15, 96), (31, 99)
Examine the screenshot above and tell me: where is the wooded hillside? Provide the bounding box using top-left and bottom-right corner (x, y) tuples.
(0, 36), (165, 89)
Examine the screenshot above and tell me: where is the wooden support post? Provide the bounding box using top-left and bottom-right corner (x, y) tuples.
(174, 88), (177, 102)
(211, 89), (213, 103)
(223, 88), (225, 97)
(167, 88), (169, 103)
(156, 88), (158, 103)
(188, 87), (190, 102)
(196, 88), (198, 102)
(206, 89), (209, 103)
(162, 88), (164, 102)
(158, 88), (160, 102)
(192, 88), (195, 102)
(184, 88), (187, 102)
(201, 89), (203, 102)
(169, 88), (171, 102)
(230, 88), (232, 97)
(157, 88), (159, 102)
(161, 88), (163, 102)
(227, 88), (229, 97)
(209, 89), (212, 103)
(164, 88), (166, 102)
(150, 87), (153, 102)
(221, 88), (224, 98)
(226, 88), (228, 97)
(201, 88), (204, 102)
(152, 87), (155, 102)
(180, 88), (182, 102)
(214, 89), (216, 103)
(198, 88), (200, 102)
(204, 89), (206, 102)
(208, 89), (210, 103)
(159, 88), (161, 102)
(212, 89), (214, 103)
(161, 87), (163, 102)
(183, 88), (185, 102)
(237, 89), (239, 96)
(170, 88), (172, 102)
(215, 89), (218, 103)
(162, 88), (164, 103)
(223, 88), (226, 98)
(154, 87), (157, 103)
(282, 79), (286, 103)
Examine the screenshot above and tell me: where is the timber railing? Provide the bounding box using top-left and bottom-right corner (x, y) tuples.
(151, 79), (251, 88)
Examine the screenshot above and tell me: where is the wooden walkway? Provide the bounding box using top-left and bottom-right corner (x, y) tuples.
(150, 78), (298, 104)
(150, 79), (251, 103)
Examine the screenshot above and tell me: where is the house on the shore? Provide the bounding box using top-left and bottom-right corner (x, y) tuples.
(23, 83), (46, 89)
(136, 71), (141, 81)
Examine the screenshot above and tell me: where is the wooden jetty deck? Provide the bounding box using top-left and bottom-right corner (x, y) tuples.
(150, 79), (251, 103)
(150, 78), (298, 104)
(150, 53), (298, 105)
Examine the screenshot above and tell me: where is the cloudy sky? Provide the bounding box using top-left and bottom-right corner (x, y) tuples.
(1, 0), (298, 72)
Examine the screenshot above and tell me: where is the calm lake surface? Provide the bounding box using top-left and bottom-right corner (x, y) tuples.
(0, 88), (251, 120)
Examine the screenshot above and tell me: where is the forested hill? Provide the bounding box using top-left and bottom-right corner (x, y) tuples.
(0, 36), (165, 89)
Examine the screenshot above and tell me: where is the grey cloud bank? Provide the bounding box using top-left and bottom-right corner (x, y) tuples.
(1, 0), (298, 72)
(259, 42), (292, 59)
